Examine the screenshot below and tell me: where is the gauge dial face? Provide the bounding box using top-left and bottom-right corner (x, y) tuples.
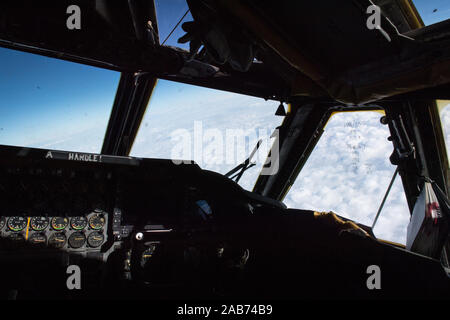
(87, 231), (104, 248)
(68, 232), (86, 248)
(48, 233), (67, 249)
(51, 217), (68, 231)
(29, 233), (47, 246)
(0, 216), (5, 230)
(30, 217), (49, 231)
(71, 216), (87, 230)
(89, 213), (105, 230)
(7, 216), (27, 232)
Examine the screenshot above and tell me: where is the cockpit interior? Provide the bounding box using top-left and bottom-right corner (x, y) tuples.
(0, 0), (449, 300)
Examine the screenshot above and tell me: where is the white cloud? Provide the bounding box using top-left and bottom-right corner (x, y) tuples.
(32, 89), (450, 246)
(283, 112), (411, 244)
(131, 88), (283, 191)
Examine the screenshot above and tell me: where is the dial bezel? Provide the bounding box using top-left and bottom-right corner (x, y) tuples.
(51, 217), (69, 231)
(48, 232), (67, 248)
(7, 216), (27, 232)
(29, 232), (47, 246)
(68, 232), (86, 248)
(88, 213), (105, 230)
(87, 231), (104, 248)
(71, 216), (88, 230)
(30, 216), (49, 231)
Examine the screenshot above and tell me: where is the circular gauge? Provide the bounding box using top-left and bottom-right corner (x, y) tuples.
(0, 216), (5, 230)
(87, 231), (104, 248)
(30, 216), (49, 231)
(51, 217), (68, 231)
(29, 233), (47, 246)
(7, 216), (27, 232)
(89, 213), (105, 230)
(48, 233), (67, 249)
(71, 216), (87, 230)
(68, 232), (86, 248)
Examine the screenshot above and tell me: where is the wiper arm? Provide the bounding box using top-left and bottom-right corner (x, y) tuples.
(371, 167), (399, 230)
(225, 139), (262, 183)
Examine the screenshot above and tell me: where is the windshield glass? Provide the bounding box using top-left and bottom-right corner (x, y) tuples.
(284, 111), (410, 244)
(130, 80), (283, 191)
(154, 0), (192, 48)
(0, 47), (120, 152)
(413, 0), (450, 25)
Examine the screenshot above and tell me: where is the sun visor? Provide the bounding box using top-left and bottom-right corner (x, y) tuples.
(323, 55), (450, 104)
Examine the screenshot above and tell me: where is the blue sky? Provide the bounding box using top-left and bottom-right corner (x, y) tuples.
(0, 48), (119, 147)
(0, 0), (195, 149)
(154, 0), (192, 48)
(1, 0), (448, 148)
(413, 0), (450, 25)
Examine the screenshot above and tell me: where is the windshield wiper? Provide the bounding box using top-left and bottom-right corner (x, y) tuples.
(371, 167), (399, 229)
(225, 139), (262, 183)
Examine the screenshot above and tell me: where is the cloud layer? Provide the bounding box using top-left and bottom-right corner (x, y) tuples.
(30, 86), (450, 245)
(282, 112), (410, 243)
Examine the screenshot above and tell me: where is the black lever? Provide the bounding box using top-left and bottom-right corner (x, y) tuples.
(225, 139), (262, 183)
(383, 115), (415, 165)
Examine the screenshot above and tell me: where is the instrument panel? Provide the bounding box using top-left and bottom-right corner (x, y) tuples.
(0, 211), (108, 252)
(0, 145), (256, 299)
(0, 145), (202, 268)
